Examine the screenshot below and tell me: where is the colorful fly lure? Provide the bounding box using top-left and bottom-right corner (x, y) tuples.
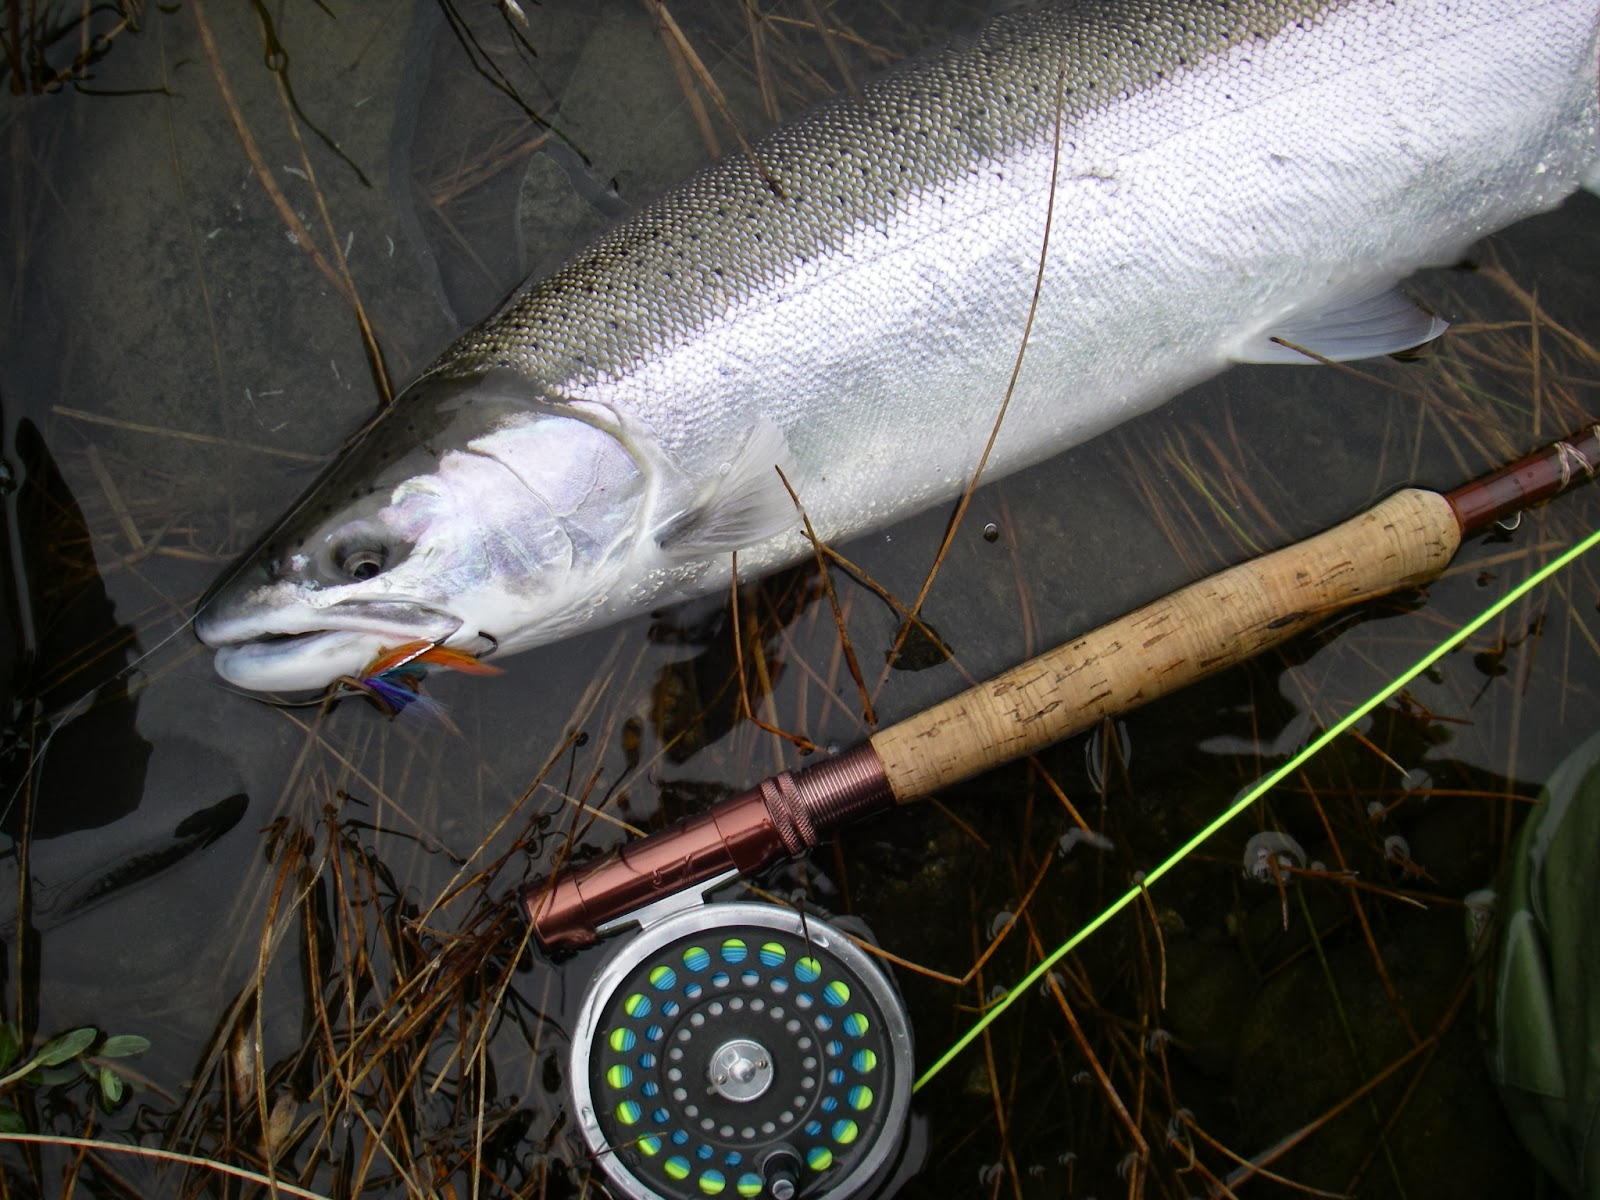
(337, 640), (502, 718)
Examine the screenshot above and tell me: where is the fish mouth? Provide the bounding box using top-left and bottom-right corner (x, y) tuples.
(211, 631), (398, 693)
(200, 605), (466, 693)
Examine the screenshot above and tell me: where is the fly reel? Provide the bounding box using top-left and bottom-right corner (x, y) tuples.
(570, 881), (914, 1200)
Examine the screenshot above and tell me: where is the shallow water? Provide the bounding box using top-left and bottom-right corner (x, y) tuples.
(2, 2), (1598, 1197)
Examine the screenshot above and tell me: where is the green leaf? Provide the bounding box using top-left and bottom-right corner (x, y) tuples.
(97, 1035), (150, 1059)
(34, 1027), (96, 1068)
(0, 1107), (22, 1134)
(96, 1067), (124, 1109)
(34, 1065), (82, 1086)
(0, 1022), (18, 1073)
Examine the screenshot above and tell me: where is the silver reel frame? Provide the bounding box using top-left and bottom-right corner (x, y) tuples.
(569, 877), (914, 1200)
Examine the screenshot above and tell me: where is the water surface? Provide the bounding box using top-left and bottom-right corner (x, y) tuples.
(2, 2), (1598, 1196)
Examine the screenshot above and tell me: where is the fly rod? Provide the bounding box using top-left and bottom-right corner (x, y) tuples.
(524, 425), (1600, 949)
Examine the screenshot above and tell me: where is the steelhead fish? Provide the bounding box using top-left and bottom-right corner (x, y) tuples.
(197, 0), (1600, 692)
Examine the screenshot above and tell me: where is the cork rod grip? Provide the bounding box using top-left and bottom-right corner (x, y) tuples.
(869, 488), (1462, 802)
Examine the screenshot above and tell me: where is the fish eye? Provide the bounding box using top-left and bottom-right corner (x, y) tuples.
(336, 544), (387, 582)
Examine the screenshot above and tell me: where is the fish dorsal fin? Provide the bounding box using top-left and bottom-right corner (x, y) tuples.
(655, 419), (800, 555)
(1237, 285), (1449, 364)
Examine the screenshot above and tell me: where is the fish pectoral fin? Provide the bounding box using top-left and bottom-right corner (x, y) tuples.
(655, 419), (800, 555)
(1236, 285), (1449, 364)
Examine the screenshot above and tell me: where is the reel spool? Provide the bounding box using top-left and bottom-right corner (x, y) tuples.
(570, 883), (914, 1200)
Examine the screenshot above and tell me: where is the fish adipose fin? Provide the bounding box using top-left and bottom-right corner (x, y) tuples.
(1237, 285), (1449, 364)
(656, 419), (800, 555)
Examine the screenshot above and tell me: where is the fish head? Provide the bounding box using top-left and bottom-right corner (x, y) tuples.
(196, 375), (650, 692)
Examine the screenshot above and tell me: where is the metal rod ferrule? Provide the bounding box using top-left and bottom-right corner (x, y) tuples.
(524, 743), (891, 949)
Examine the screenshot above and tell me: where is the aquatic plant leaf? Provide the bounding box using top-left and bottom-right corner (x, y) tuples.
(34, 1027), (95, 1067)
(0, 1107), (21, 1134)
(0, 1022), (17, 1073)
(96, 1067), (124, 1108)
(265, 1092), (296, 1150)
(34, 1065), (82, 1086)
(98, 1035), (150, 1058)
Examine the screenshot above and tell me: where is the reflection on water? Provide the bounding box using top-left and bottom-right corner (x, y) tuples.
(0, 2), (1596, 1196)
(2, 418), (150, 841)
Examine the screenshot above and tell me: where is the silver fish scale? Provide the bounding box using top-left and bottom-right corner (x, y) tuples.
(419, 0), (1597, 553)
(429, 0), (1325, 395)
(199, 0), (1600, 690)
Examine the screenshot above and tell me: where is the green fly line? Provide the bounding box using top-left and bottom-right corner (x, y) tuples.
(913, 522), (1600, 1092)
